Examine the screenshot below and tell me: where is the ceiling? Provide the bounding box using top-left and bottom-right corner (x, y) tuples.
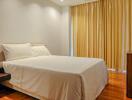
(50, 0), (98, 6)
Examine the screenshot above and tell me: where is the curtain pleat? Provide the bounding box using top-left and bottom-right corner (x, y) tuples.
(71, 0), (132, 70)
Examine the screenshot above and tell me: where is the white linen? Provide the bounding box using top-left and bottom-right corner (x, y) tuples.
(2, 43), (32, 61)
(3, 56), (108, 100)
(31, 46), (51, 57)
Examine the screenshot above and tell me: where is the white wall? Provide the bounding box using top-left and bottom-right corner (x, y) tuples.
(61, 7), (70, 56)
(0, 0), (70, 55)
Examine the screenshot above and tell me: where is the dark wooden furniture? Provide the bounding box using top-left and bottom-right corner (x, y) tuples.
(0, 67), (5, 73)
(0, 67), (11, 82)
(127, 52), (132, 98)
(0, 73), (11, 82)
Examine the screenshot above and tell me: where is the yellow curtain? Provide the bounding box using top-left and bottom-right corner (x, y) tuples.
(71, 0), (132, 70)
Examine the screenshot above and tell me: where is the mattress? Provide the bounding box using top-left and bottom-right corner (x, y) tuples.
(2, 56), (108, 100)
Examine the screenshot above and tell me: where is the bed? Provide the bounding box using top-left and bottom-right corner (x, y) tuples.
(0, 44), (108, 100)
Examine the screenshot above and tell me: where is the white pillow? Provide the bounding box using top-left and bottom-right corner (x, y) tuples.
(2, 43), (32, 61)
(31, 46), (51, 57)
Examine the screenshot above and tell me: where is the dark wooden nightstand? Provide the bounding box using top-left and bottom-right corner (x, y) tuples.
(0, 73), (11, 82)
(0, 67), (5, 73)
(127, 52), (132, 98)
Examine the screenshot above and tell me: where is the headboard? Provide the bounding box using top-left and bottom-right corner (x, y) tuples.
(0, 45), (5, 62)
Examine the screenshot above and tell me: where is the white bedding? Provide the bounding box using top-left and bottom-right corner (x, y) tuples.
(2, 56), (108, 100)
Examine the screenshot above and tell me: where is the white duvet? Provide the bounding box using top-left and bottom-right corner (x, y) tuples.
(3, 56), (108, 100)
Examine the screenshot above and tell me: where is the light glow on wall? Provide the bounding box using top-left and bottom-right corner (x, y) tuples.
(60, 0), (64, 2)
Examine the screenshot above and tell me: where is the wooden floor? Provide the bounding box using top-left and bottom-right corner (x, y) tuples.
(97, 71), (132, 100)
(0, 72), (132, 100)
(0, 86), (37, 100)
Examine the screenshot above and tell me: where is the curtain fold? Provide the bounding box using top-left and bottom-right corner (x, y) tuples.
(71, 0), (132, 70)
